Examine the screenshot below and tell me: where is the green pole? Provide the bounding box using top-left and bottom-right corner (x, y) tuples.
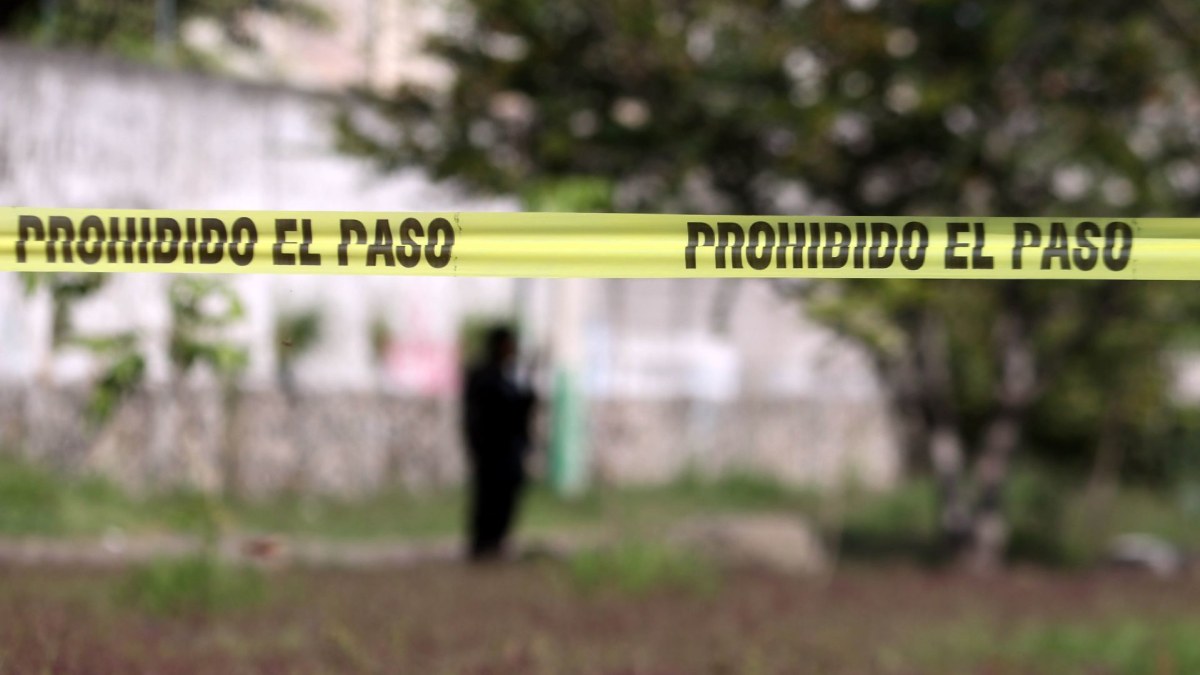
(546, 276), (588, 497)
(549, 366), (586, 496)
(522, 182), (602, 498)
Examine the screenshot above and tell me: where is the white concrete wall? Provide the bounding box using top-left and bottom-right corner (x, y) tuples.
(0, 41), (901, 490)
(182, 0), (455, 92)
(0, 40), (514, 394)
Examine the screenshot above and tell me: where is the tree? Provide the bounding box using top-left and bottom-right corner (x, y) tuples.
(19, 273), (145, 430)
(164, 277), (248, 493)
(274, 307), (323, 402)
(0, 0), (327, 60)
(18, 274), (250, 493)
(341, 0), (1200, 568)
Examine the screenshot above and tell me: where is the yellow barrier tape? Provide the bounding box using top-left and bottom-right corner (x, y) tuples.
(0, 207), (1194, 278)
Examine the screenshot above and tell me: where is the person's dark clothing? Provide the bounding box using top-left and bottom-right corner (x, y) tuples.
(463, 362), (535, 560)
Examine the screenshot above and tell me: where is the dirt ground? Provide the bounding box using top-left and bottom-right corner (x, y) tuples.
(2, 561), (1198, 674)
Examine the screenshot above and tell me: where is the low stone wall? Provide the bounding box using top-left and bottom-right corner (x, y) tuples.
(588, 398), (897, 489)
(2, 385), (897, 496)
(8, 386), (462, 496)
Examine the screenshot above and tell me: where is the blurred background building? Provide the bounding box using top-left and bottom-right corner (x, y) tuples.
(180, 0), (451, 91)
(0, 6), (899, 495)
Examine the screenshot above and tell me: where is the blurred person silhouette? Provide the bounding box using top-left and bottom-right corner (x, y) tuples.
(462, 325), (537, 562)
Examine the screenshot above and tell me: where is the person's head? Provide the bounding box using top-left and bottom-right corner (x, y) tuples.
(484, 325), (517, 367)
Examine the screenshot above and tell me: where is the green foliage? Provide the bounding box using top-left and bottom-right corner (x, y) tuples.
(838, 473), (1083, 566)
(669, 469), (813, 511)
(274, 308), (322, 357)
(568, 540), (719, 595)
(0, 454), (229, 536)
(522, 177), (614, 212)
(167, 277), (248, 379)
(118, 554), (265, 616)
(0, 455), (64, 535)
(18, 272), (145, 425)
(17, 275), (249, 426)
(3, 451), (1197, 572)
(346, 0), (1200, 215)
(841, 480), (939, 540)
(832, 471), (1200, 567)
(1004, 470), (1079, 564)
(906, 617), (1200, 674)
(1005, 620), (1200, 674)
(75, 333), (146, 425)
(230, 488), (466, 541)
(368, 313), (392, 365)
(165, 278), (248, 497)
(0, 0), (330, 60)
(274, 307), (323, 387)
(808, 281), (1199, 479)
(19, 272), (106, 346)
(835, 479), (941, 563)
(458, 314), (518, 364)
(342, 0), (1200, 560)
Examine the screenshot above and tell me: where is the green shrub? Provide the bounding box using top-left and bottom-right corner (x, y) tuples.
(697, 471), (802, 510)
(1008, 620), (1200, 674)
(841, 480), (938, 536)
(1006, 470), (1078, 566)
(835, 480), (940, 563)
(118, 555), (265, 616)
(567, 541), (719, 595)
(0, 455), (65, 534)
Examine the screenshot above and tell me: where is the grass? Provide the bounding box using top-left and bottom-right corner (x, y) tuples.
(0, 457), (63, 535)
(0, 456), (232, 537)
(908, 618), (1200, 674)
(566, 540), (720, 595)
(118, 554), (267, 616)
(0, 454), (817, 541)
(0, 452), (1197, 569)
(1005, 620), (1200, 674)
(832, 471), (1200, 567)
(833, 478), (941, 562)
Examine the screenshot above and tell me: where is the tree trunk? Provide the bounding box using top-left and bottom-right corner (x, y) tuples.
(149, 379), (181, 486)
(1082, 398), (1125, 538)
(967, 408), (1022, 572)
(218, 381), (243, 499)
(912, 310), (973, 554)
(932, 423), (971, 552)
(964, 294), (1037, 572)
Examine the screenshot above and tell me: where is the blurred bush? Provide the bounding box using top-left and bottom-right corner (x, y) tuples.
(118, 554), (265, 616)
(0, 456), (63, 535)
(568, 540), (719, 595)
(0, 0), (329, 62)
(1007, 620), (1200, 674)
(342, 0), (1200, 566)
